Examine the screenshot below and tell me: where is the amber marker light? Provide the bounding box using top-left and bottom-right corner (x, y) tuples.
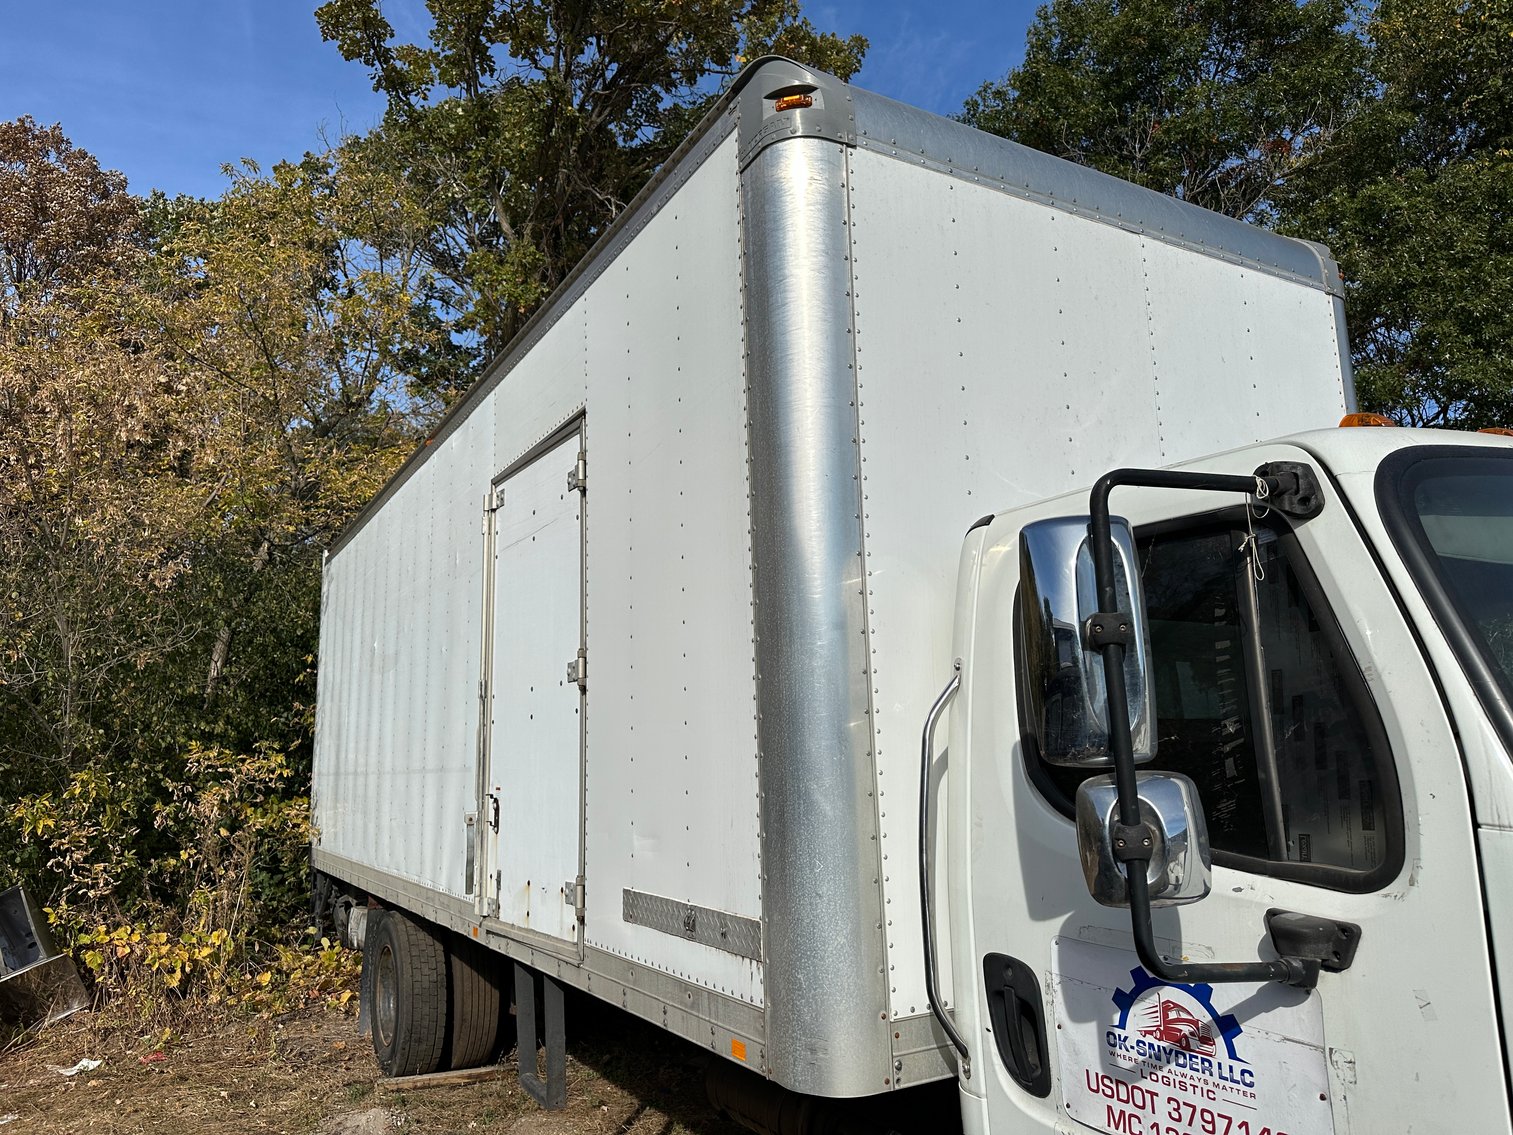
(1480, 427), (1513, 436)
(1340, 412), (1398, 427)
(773, 93), (814, 112)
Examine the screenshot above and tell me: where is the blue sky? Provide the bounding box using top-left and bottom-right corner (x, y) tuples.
(1, 2), (1034, 201)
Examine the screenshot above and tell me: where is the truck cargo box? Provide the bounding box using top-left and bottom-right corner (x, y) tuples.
(311, 56), (1350, 1097)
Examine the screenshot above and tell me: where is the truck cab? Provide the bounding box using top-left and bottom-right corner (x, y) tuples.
(948, 427), (1513, 1135)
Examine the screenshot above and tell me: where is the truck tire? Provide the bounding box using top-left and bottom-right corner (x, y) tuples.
(366, 910), (448, 1077)
(445, 934), (507, 1070)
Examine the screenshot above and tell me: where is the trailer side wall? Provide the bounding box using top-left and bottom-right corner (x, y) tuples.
(314, 126), (765, 1008)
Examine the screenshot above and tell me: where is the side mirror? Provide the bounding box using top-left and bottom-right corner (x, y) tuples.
(1019, 516), (1155, 766)
(1075, 772), (1212, 907)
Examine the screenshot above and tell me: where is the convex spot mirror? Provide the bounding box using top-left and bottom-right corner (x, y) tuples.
(1019, 516), (1155, 766)
(1075, 772), (1212, 908)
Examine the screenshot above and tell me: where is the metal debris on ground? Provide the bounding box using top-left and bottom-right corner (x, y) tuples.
(0, 886), (89, 1032)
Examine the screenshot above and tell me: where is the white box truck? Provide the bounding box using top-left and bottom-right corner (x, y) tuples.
(311, 56), (1513, 1135)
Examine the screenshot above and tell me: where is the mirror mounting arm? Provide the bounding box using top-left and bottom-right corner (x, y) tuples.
(1089, 467), (1322, 991)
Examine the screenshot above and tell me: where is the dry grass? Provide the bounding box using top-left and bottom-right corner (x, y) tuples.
(0, 992), (749, 1135)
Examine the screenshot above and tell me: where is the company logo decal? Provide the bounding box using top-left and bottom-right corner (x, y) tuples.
(1055, 939), (1330, 1135)
(1103, 967), (1257, 1104)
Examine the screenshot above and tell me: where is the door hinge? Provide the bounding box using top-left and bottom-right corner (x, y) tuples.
(563, 876), (585, 923)
(565, 647), (587, 691)
(566, 451), (587, 494)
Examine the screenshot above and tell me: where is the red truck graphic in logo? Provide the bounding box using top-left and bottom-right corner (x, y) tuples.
(1140, 997), (1217, 1053)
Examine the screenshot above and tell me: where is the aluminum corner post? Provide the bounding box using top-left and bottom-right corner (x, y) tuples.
(740, 127), (892, 1094)
(1332, 292), (1358, 414)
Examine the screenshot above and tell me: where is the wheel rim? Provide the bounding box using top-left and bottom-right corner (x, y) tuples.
(375, 942), (398, 1049)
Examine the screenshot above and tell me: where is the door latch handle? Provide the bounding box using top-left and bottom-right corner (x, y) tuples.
(983, 953), (1052, 1098)
(486, 792), (500, 833)
(565, 649), (587, 691)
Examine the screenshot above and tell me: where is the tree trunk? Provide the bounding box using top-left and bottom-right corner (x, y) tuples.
(203, 539), (269, 708)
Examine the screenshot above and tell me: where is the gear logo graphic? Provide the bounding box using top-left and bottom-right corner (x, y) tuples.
(1112, 966), (1247, 1063)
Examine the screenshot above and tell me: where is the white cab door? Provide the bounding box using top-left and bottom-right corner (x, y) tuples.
(955, 442), (1505, 1135)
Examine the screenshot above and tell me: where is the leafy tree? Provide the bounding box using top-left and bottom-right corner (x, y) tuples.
(0, 117), (169, 783)
(0, 121), (222, 914)
(0, 117), (139, 326)
(1281, 0), (1513, 427)
(0, 327), (203, 782)
(962, 0), (1369, 222)
(317, 0), (867, 393)
(137, 154), (442, 735)
(0, 123), (430, 944)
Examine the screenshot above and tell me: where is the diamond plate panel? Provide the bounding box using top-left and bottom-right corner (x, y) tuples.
(621, 889), (762, 962)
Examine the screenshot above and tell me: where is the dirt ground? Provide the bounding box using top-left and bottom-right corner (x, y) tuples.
(0, 992), (750, 1135)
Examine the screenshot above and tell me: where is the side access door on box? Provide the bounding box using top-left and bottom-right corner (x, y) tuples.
(477, 422), (588, 956)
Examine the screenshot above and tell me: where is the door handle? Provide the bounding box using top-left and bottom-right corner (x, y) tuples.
(487, 792), (500, 833)
(983, 953), (1052, 1098)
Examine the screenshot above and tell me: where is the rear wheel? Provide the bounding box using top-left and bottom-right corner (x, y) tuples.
(445, 934), (508, 1070)
(366, 911), (448, 1077)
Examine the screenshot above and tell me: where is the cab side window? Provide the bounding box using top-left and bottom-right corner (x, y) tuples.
(1139, 527), (1272, 861)
(1032, 517), (1402, 890)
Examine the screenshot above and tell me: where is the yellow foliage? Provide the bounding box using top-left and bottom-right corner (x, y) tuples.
(72, 917), (361, 1019)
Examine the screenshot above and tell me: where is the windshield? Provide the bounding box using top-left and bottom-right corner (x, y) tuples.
(1414, 471), (1513, 679)
(1380, 448), (1513, 738)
